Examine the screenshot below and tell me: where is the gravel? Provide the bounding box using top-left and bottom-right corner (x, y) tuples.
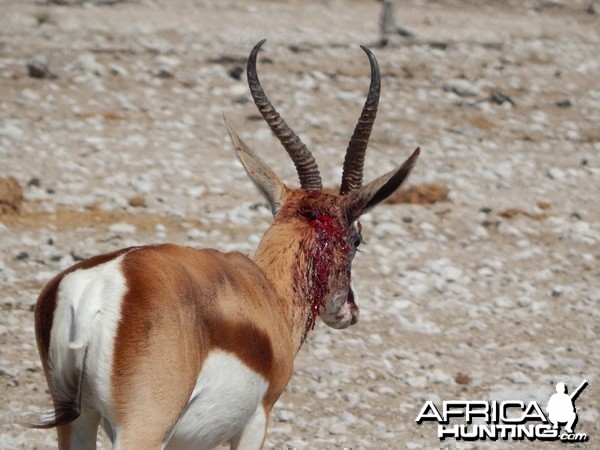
(1, 0), (598, 449)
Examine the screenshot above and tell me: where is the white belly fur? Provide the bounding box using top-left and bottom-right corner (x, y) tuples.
(166, 350), (269, 450)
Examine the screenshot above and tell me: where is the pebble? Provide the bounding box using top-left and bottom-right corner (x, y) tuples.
(442, 79), (482, 97)
(107, 223), (137, 235)
(108, 63), (129, 77)
(405, 443), (423, 450)
(428, 369), (453, 385)
(398, 316), (441, 334)
(328, 423), (347, 435)
(517, 355), (549, 371)
(366, 334), (383, 345)
(154, 55), (181, 69)
(277, 410), (295, 422)
(315, 391), (329, 400)
(375, 429), (396, 440)
(406, 376), (428, 389)
(493, 297), (514, 308)
(343, 392), (361, 407)
(338, 411), (358, 426)
(72, 53), (105, 76)
(0, 124), (24, 139)
(547, 167), (566, 180)
(127, 196), (146, 208)
(441, 266), (463, 282)
(377, 386), (396, 395)
(187, 228), (205, 239)
(507, 371), (532, 384)
(407, 283), (430, 296)
(27, 54), (57, 79)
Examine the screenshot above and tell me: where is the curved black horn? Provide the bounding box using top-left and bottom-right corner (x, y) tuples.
(339, 46), (381, 195)
(247, 39), (322, 191)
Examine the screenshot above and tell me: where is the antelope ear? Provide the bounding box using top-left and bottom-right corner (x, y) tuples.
(345, 148), (420, 221)
(224, 114), (288, 216)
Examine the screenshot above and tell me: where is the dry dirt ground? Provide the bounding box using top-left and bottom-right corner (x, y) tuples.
(0, 0), (599, 448)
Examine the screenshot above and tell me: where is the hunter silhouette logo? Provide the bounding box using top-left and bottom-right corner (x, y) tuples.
(416, 379), (590, 442)
(547, 380), (588, 435)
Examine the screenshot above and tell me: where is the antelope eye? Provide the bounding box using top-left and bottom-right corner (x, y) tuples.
(300, 209), (317, 221)
(351, 230), (363, 249)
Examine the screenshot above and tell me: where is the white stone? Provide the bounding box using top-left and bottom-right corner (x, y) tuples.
(547, 167), (566, 180)
(442, 266), (463, 282)
(507, 371), (532, 384)
(406, 376), (427, 389)
(0, 124), (23, 139)
(338, 411), (358, 426)
(407, 283), (430, 296)
(107, 223), (136, 235)
(328, 423), (347, 435)
(73, 53), (104, 76)
(277, 410), (295, 422)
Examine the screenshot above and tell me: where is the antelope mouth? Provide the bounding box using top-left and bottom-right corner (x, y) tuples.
(348, 287), (359, 325)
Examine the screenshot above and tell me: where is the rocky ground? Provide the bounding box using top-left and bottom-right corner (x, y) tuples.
(0, 0), (599, 448)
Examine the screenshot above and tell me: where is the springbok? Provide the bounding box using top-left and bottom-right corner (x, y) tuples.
(31, 39), (419, 449)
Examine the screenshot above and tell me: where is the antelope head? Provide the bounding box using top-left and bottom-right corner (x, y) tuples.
(225, 39), (419, 336)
